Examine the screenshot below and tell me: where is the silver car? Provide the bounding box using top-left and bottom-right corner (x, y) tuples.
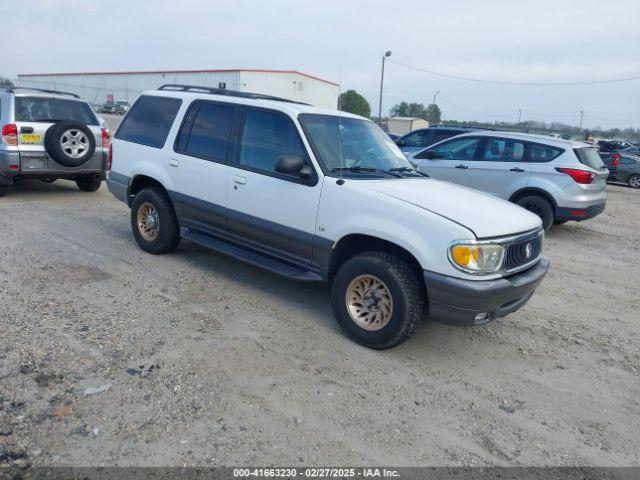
(0, 87), (109, 197)
(408, 131), (608, 230)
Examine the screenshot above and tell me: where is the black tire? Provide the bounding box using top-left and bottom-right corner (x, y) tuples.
(553, 220), (567, 226)
(331, 252), (425, 349)
(75, 177), (102, 192)
(515, 195), (554, 231)
(130, 188), (181, 254)
(627, 174), (640, 189)
(0, 185), (7, 197)
(44, 121), (96, 167)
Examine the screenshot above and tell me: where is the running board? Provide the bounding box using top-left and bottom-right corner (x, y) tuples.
(181, 227), (323, 282)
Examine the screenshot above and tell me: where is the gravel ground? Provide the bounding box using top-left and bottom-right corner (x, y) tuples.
(0, 175), (638, 469)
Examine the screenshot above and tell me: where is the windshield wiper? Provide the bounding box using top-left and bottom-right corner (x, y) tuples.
(388, 166), (429, 177)
(331, 166), (401, 178)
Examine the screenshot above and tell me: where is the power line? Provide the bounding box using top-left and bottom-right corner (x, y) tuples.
(388, 59), (640, 86)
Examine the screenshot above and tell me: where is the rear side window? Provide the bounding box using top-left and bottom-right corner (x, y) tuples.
(115, 95), (182, 148)
(239, 109), (307, 175)
(529, 143), (563, 163)
(574, 147), (605, 170)
(482, 138), (525, 162)
(15, 97), (98, 125)
(175, 102), (235, 162)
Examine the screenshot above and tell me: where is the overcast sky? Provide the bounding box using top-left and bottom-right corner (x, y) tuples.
(3, 0), (639, 128)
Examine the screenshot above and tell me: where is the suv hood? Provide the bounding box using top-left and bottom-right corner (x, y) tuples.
(356, 178), (541, 238)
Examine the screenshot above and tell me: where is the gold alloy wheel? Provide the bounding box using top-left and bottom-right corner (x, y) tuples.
(137, 202), (160, 241)
(345, 274), (394, 331)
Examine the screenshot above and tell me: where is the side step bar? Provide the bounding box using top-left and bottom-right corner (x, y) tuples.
(181, 227), (323, 282)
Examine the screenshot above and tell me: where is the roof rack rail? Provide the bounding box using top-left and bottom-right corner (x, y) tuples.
(157, 84), (308, 105)
(6, 87), (81, 99)
(431, 124), (495, 131)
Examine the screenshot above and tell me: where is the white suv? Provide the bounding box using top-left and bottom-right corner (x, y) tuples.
(107, 85), (549, 349)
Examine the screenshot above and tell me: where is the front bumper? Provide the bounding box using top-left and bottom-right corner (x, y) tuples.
(555, 202), (605, 222)
(423, 258), (549, 326)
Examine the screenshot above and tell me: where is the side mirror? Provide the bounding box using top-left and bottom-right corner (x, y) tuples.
(275, 155), (304, 176)
(425, 150), (439, 160)
(396, 140), (406, 147)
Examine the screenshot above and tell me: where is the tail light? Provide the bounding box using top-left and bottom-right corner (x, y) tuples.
(101, 128), (110, 149)
(107, 144), (113, 171)
(2, 124), (18, 146)
(612, 153), (620, 167)
(555, 167), (595, 184)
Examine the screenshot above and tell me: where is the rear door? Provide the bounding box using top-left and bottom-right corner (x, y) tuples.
(413, 136), (483, 187)
(467, 137), (530, 199)
(14, 95), (103, 170)
(169, 99), (238, 233)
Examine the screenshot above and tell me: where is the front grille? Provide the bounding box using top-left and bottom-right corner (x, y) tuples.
(502, 230), (542, 273)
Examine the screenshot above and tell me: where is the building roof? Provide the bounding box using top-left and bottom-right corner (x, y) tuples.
(17, 68), (339, 86)
(388, 117), (425, 121)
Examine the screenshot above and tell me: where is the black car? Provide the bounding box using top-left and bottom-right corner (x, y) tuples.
(395, 125), (491, 154)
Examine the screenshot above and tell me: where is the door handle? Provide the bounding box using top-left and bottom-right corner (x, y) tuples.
(233, 175), (247, 185)
(454, 164), (468, 169)
(168, 159), (179, 167)
(510, 167), (525, 172)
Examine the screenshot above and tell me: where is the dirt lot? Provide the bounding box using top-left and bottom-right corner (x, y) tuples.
(0, 177), (639, 468)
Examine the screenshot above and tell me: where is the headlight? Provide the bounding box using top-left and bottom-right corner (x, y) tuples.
(449, 242), (505, 274)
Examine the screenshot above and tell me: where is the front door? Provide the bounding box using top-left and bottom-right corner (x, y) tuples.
(413, 136), (483, 187)
(226, 107), (321, 267)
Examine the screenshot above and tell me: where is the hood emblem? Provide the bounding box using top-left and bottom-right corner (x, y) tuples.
(525, 243), (533, 259)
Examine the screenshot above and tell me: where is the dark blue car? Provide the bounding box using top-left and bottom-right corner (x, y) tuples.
(395, 125), (490, 154)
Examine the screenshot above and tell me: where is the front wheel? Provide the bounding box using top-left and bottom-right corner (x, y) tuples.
(628, 174), (640, 189)
(331, 252), (425, 349)
(76, 177), (102, 192)
(515, 195), (554, 231)
(130, 187), (181, 254)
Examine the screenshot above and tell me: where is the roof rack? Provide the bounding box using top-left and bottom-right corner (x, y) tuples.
(157, 84), (308, 105)
(5, 87), (81, 99)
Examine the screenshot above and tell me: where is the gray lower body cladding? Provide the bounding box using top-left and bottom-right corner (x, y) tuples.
(1, 149), (106, 184)
(423, 258), (549, 326)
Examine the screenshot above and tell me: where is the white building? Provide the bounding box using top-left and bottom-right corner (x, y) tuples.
(16, 69), (340, 109)
(387, 117), (429, 135)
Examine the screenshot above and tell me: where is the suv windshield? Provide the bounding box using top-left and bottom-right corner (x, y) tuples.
(15, 96), (98, 125)
(574, 147), (605, 170)
(299, 114), (415, 176)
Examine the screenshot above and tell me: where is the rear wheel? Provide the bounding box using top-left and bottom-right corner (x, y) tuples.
(0, 185), (7, 197)
(515, 195), (554, 231)
(130, 188), (181, 254)
(553, 220), (567, 226)
(628, 174), (640, 189)
(331, 252), (425, 349)
(76, 177), (102, 192)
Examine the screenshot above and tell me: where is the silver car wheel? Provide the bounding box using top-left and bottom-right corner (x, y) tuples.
(60, 129), (89, 158)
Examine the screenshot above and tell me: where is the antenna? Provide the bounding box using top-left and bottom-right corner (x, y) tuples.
(337, 64), (344, 185)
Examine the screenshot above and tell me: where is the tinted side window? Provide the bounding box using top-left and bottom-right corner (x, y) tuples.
(529, 143), (563, 163)
(429, 137), (481, 160)
(482, 138), (525, 162)
(401, 130), (431, 147)
(431, 130), (459, 144)
(115, 95), (182, 148)
(182, 102), (235, 162)
(239, 109), (307, 175)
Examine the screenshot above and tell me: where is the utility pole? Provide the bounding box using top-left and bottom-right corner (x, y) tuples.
(518, 109), (522, 124)
(378, 51), (392, 125)
(579, 110), (584, 130)
(432, 90), (440, 105)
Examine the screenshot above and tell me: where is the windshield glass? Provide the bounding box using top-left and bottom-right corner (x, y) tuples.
(298, 114), (414, 175)
(15, 96), (98, 125)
